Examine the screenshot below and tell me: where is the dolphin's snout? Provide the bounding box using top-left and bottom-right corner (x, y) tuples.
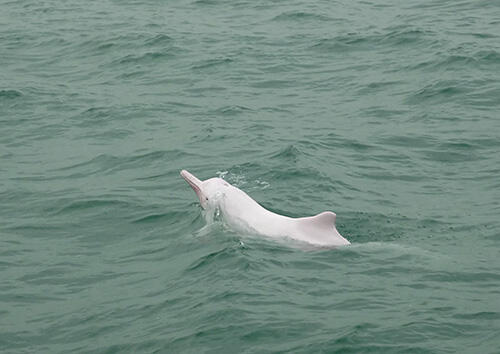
(181, 169), (207, 208)
(180, 170), (202, 189)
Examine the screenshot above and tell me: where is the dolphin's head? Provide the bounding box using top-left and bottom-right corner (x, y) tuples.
(180, 170), (230, 209)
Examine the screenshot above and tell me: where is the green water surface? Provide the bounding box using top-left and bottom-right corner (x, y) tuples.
(1, 0), (500, 353)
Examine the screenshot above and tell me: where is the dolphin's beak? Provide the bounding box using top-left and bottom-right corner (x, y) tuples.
(180, 170), (206, 207)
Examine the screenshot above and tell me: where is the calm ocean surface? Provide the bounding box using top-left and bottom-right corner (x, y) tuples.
(2, 0), (500, 352)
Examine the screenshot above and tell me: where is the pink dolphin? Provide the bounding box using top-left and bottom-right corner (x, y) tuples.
(181, 170), (350, 247)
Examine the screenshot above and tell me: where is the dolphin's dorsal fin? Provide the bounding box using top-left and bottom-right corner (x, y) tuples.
(297, 211), (336, 229)
(294, 211), (347, 245)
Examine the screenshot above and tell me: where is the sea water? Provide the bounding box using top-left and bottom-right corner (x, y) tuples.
(1, 0), (500, 352)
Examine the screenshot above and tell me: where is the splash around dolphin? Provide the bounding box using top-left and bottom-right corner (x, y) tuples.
(180, 170), (350, 247)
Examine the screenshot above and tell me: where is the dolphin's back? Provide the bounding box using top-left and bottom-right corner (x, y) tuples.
(214, 182), (349, 246)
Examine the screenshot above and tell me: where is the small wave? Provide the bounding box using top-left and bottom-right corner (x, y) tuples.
(381, 27), (433, 46)
(340, 211), (449, 244)
(421, 149), (481, 164)
(453, 311), (500, 320)
(113, 50), (175, 66)
(408, 49), (500, 72)
(475, 49), (500, 63)
(421, 271), (500, 284)
(52, 153), (120, 173)
(144, 33), (173, 47)
(272, 11), (334, 22)
(0, 89), (23, 99)
(377, 134), (435, 148)
(347, 241), (444, 260)
(96, 42), (114, 51)
(76, 106), (113, 121)
(192, 0), (221, 5)
(50, 150), (188, 179)
(311, 27), (434, 53)
(186, 243), (249, 274)
(406, 80), (468, 104)
(51, 198), (132, 216)
(310, 34), (370, 52)
(191, 58), (233, 71)
(132, 211), (186, 224)
(269, 145), (302, 162)
(243, 123), (275, 132)
(250, 79), (294, 89)
(211, 105), (252, 116)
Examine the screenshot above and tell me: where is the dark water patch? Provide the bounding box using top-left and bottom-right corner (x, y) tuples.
(409, 49), (500, 72)
(111, 150), (188, 171)
(438, 140), (477, 151)
(63, 271), (131, 290)
(377, 134), (436, 148)
(112, 50), (176, 66)
(250, 79), (295, 89)
(261, 166), (321, 185)
(468, 33), (498, 39)
(52, 153), (120, 174)
(32, 34), (71, 50)
(134, 172), (172, 181)
(132, 210), (186, 224)
(0, 247), (34, 258)
(453, 311), (500, 320)
(406, 80), (469, 104)
(144, 33), (173, 46)
(311, 26), (434, 54)
(0, 89), (23, 99)
(186, 244), (252, 273)
(310, 34), (371, 53)
(410, 54), (476, 71)
(51, 198), (133, 216)
(185, 86), (227, 95)
(73, 106), (114, 126)
(269, 144), (303, 163)
(261, 106), (294, 114)
(475, 49), (500, 64)
(319, 134), (378, 153)
(52, 150), (188, 177)
(77, 128), (133, 140)
(192, 0), (221, 5)
(273, 11), (334, 22)
(465, 84), (500, 108)
(0, 291), (64, 303)
(381, 26), (435, 46)
(191, 57), (233, 71)
(19, 266), (73, 285)
(116, 69), (147, 79)
(344, 141), (375, 152)
(243, 123), (275, 133)
(421, 149), (480, 164)
(68, 32), (172, 59)
(95, 40), (115, 51)
(357, 81), (404, 95)
(341, 212), (447, 243)
(190, 130), (231, 143)
(117, 244), (170, 263)
(259, 62), (299, 74)
(354, 265), (429, 277)
(422, 271), (500, 284)
(399, 319), (481, 342)
(356, 170), (424, 182)
(319, 329), (436, 354)
(211, 105), (252, 116)
(3, 224), (66, 235)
